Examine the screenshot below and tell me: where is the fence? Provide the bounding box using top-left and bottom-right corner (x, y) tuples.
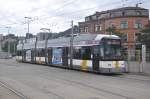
(123, 46), (150, 75)
(0, 52), (12, 59)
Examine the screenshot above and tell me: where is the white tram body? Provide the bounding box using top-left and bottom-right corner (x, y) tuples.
(16, 34), (125, 73)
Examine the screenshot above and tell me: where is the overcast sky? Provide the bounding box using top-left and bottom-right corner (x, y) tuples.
(0, 0), (149, 36)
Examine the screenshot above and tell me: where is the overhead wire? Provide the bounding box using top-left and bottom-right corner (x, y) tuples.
(15, 0), (150, 34)
(37, 0), (124, 29)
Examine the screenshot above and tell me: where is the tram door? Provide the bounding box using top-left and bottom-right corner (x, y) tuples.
(47, 48), (52, 64)
(31, 49), (35, 63)
(92, 46), (99, 71)
(62, 47), (68, 67)
(22, 50), (26, 62)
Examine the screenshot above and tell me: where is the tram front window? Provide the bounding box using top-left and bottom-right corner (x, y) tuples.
(101, 39), (122, 60)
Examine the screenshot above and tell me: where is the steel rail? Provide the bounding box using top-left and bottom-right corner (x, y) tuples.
(0, 80), (28, 99)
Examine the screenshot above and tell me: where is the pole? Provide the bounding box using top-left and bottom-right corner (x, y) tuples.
(13, 42), (16, 55)
(27, 19), (30, 33)
(35, 37), (38, 63)
(141, 45), (146, 73)
(70, 20), (74, 69)
(45, 29), (51, 64)
(7, 27), (11, 56)
(24, 17), (31, 34)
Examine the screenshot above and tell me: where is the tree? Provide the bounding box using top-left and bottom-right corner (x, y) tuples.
(2, 41), (17, 54)
(106, 27), (124, 39)
(138, 23), (150, 48)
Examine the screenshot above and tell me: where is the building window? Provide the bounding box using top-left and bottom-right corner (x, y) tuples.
(122, 11), (125, 16)
(109, 22), (116, 29)
(135, 33), (141, 42)
(134, 20), (142, 29)
(92, 15), (97, 20)
(109, 13), (112, 17)
(136, 11), (142, 15)
(95, 24), (101, 32)
(80, 28), (84, 32)
(85, 17), (90, 21)
(85, 27), (89, 32)
(120, 21), (128, 29)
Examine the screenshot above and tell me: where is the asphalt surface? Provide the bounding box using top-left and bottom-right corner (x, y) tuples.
(0, 83), (21, 99)
(0, 59), (150, 99)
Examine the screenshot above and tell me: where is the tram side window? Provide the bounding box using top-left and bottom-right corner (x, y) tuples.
(37, 50), (40, 57)
(16, 51), (18, 55)
(37, 49), (45, 57)
(81, 47), (92, 60)
(41, 49), (45, 57)
(73, 47), (82, 59)
(62, 47), (68, 56)
(73, 46), (92, 60)
(20, 51), (22, 56)
(36, 50), (39, 57)
(19, 51), (22, 56)
(17, 51), (21, 56)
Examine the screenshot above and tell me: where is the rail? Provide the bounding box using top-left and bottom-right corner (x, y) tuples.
(0, 80), (28, 99)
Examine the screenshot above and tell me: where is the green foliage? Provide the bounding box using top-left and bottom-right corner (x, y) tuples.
(106, 27), (124, 40)
(2, 42), (8, 52)
(139, 23), (150, 46)
(2, 41), (16, 54)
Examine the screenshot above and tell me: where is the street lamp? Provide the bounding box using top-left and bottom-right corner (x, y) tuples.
(70, 20), (74, 69)
(5, 26), (11, 55)
(24, 17), (32, 33)
(40, 28), (50, 33)
(40, 28), (51, 63)
(136, 2), (142, 7)
(40, 28), (51, 40)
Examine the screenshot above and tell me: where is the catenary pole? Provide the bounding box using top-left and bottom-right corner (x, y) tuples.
(70, 20), (74, 69)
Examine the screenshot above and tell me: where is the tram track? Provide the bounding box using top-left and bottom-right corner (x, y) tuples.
(0, 80), (28, 99)
(0, 60), (149, 99)
(0, 61), (131, 99)
(56, 78), (132, 99)
(38, 73), (132, 99)
(3, 61), (150, 83)
(21, 61), (150, 83)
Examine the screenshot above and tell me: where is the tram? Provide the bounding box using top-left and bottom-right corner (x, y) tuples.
(16, 34), (125, 73)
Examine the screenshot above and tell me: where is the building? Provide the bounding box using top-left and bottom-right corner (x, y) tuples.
(58, 25), (79, 37)
(36, 32), (52, 41)
(0, 34), (3, 51)
(26, 33), (34, 39)
(1, 34), (18, 54)
(0, 34), (3, 41)
(79, 6), (149, 50)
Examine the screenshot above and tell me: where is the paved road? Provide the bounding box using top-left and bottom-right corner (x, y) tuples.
(0, 59), (150, 99)
(0, 83), (21, 99)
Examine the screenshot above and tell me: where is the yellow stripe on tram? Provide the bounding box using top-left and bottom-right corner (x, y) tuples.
(81, 60), (88, 71)
(39, 57), (41, 64)
(115, 61), (119, 69)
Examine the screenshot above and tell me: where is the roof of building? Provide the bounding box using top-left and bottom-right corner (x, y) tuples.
(86, 6), (148, 18)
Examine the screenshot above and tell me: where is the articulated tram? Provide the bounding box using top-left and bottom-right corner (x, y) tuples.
(16, 34), (125, 73)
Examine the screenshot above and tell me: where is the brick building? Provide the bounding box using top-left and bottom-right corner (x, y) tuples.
(79, 7), (149, 50)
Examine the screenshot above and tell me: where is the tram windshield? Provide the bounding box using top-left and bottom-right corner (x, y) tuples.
(101, 39), (123, 60)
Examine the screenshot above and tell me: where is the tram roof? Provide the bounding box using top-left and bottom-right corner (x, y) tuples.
(74, 34), (119, 41)
(46, 34), (120, 47)
(47, 34), (119, 43)
(17, 34), (120, 50)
